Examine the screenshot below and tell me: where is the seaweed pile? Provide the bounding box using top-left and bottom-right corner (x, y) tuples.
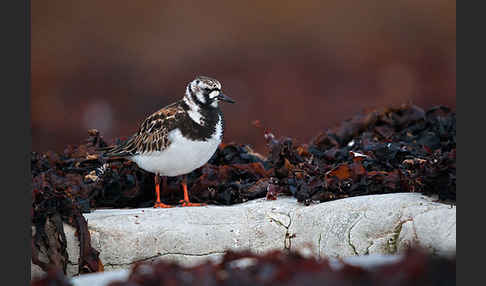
(266, 104), (456, 204)
(31, 248), (456, 286)
(32, 104), (456, 208)
(30, 104), (456, 276)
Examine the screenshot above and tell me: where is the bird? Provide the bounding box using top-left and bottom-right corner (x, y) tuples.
(98, 76), (235, 208)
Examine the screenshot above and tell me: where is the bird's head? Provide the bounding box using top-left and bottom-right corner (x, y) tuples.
(185, 76), (235, 109)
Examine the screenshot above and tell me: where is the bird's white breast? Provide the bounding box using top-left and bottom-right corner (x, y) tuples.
(130, 117), (223, 176)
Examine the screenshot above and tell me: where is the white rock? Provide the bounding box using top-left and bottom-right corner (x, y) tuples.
(32, 193), (456, 278)
(71, 269), (130, 286)
(328, 254), (404, 271)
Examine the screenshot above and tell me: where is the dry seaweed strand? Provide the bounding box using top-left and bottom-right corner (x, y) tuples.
(32, 179), (104, 275)
(31, 130), (105, 275)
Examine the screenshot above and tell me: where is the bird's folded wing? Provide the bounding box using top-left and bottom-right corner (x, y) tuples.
(98, 103), (183, 157)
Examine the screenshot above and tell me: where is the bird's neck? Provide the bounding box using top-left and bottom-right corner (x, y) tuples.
(182, 89), (220, 127)
(178, 89), (223, 141)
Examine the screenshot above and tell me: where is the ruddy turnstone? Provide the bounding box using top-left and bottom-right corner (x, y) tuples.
(99, 76), (235, 208)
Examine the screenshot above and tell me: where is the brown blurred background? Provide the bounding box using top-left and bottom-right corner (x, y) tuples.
(31, 0), (456, 155)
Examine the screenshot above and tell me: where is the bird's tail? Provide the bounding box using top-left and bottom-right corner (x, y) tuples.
(93, 138), (134, 182)
(96, 138), (134, 159)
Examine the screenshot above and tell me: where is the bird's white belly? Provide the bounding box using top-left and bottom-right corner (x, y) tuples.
(131, 127), (222, 177)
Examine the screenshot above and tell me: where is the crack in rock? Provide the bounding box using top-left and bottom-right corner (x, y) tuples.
(267, 212), (294, 252)
(387, 218), (413, 254)
(347, 215), (363, 255)
(360, 203), (448, 256)
(98, 251), (227, 268)
(364, 240), (374, 255)
(392, 205), (448, 251)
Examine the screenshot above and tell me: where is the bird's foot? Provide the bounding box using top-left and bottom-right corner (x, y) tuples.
(179, 200), (207, 207)
(153, 202), (173, 208)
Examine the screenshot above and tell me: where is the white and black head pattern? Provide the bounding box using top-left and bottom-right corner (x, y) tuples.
(189, 76), (223, 107)
(183, 76), (235, 124)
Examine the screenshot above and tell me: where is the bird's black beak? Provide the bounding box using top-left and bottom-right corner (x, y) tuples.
(217, 92), (235, 103)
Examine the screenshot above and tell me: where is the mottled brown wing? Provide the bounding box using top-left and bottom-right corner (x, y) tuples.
(100, 102), (184, 158)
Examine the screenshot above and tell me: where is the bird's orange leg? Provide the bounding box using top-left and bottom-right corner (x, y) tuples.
(154, 174), (173, 208)
(179, 176), (207, 207)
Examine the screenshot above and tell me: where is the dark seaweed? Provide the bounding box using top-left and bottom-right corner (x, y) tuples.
(106, 248), (455, 286)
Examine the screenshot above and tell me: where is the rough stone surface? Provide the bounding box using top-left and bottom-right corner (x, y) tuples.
(31, 193), (456, 278)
